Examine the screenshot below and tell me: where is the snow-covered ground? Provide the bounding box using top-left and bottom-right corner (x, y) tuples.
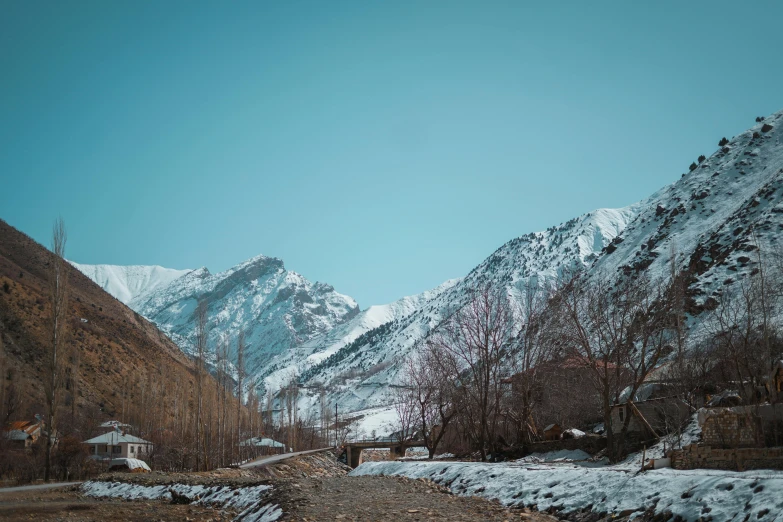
(348, 406), (399, 439)
(516, 448), (594, 464)
(81, 481), (281, 522)
(352, 460), (783, 521)
(352, 415), (783, 521)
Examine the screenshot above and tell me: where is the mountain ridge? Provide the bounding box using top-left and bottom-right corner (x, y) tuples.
(72, 109), (783, 424)
(69, 261), (193, 305)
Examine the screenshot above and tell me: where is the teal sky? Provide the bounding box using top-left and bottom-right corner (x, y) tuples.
(2, 1), (782, 307)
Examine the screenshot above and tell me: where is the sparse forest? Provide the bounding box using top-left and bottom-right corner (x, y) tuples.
(389, 238), (783, 463)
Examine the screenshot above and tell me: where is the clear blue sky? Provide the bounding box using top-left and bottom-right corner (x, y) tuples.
(2, 1), (782, 307)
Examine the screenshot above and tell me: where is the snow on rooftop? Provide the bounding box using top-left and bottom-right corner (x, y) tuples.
(84, 432), (152, 445)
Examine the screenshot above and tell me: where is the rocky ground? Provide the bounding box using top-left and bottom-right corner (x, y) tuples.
(270, 474), (559, 521)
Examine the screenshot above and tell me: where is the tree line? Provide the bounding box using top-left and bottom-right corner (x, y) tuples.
(393, 241), (783, 462)
(1, 219), (330, 483)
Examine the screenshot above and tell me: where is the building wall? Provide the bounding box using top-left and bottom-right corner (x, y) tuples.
(90, 442), (152, 459)
(702, 411), (760, 448)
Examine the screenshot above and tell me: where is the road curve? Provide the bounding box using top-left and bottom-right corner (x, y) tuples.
(0, 481), (82, 494)
(239, 447), (333, 469)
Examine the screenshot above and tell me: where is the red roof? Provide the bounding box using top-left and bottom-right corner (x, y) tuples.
(4, 420), (44, 436)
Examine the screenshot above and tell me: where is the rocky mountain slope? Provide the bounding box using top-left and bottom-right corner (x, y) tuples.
(590, 112), (783, 314)
(260, 278), (461, 391)
(0, 219), (208, 420)
(126, 255), (361, 375)
(289, 205), (638, 413)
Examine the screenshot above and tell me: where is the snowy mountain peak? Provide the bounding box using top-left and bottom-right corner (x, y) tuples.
(70, 262), (193, 305)
(125, 252), (361, 374)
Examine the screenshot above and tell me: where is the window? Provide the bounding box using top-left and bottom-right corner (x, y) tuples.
(113, 446), (121, 454)
(130, 446), (135, 453)
(618, 407), (625, 422)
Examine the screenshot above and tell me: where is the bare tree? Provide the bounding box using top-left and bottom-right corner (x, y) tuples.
(429, 286), (514, 461)
(285, 378), (300, 450)
(390, 372), (417, 447)
(44, 217), (69, 482)
(194, 299), (209, 471)
(505, 281), (560, 443)
(235, 330), (246, 461)
(554, 271), (677, 461)
(706, 266), (781, 401)
(398, 345), (458, 458)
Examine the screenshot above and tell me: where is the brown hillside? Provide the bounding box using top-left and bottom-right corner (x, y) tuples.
(0, 218), (198, 424)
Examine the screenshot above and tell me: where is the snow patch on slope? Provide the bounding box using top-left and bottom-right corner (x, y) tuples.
(70, 262), (192, 304)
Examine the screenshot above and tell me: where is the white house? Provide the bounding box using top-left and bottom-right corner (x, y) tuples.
(84, 431), (153, 459)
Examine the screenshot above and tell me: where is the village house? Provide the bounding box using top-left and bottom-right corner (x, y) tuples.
(84, 431), (153, 459)
(503, 355), (630, 439)
(668, 362), (783, 471)
(610, 382), (691, 438)
(3, 418), (46, 449)
(542, 424), (562, 441)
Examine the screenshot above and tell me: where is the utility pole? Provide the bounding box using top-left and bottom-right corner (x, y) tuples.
(334, 402), (338, 447)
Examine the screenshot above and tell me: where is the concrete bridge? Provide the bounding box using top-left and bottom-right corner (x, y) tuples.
(343, 439), (426, 468)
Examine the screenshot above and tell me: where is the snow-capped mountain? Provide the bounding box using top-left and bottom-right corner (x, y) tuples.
(74, 109), (783, 426)
(283, 110), (783, 416)
(290, 205), (638, 413)
(260, 278), (461, 391)
(69, 262), (192, 305)
(590, 112), (783, 315)
(129, 254), (360, 374)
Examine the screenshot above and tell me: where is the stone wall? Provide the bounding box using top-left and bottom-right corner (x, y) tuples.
(670, 444), (783, 471)
(701, 410), (760, 447)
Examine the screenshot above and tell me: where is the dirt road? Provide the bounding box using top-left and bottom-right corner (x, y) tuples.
(271, 475), (559, 521)
(0, 481), (82, 494)
(240, 447), (332, 469)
